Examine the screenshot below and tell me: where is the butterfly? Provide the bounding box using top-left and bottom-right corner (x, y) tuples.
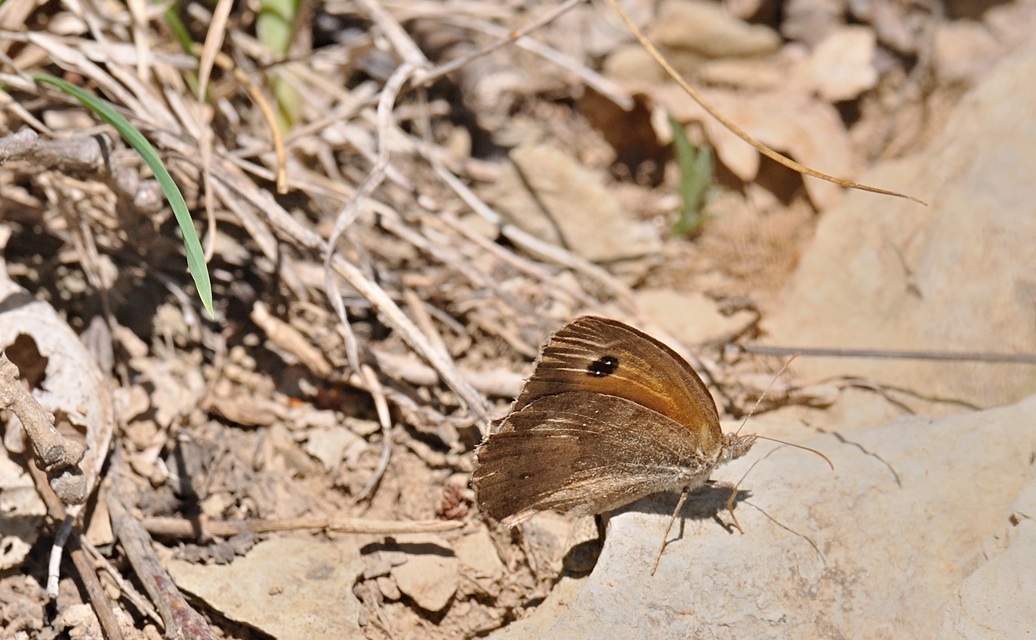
(472, 316), (757, 527)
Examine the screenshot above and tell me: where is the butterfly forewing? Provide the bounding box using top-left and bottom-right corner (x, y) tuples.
(512, 316), (721, 451)
(474, 391), (721, 524)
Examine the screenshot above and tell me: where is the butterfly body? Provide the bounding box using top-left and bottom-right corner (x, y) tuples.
(473, 316), (757, 526)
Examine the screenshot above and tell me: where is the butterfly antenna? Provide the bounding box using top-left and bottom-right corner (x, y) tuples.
(753, 435), (834, 470)
(725, 355), (834, 529)
(723, 435), (833, 531)
(734, 354), (799, 436)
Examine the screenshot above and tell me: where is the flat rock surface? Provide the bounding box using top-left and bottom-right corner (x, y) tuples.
(492, 395), (1036, 639)
(168, 537), (364, 640)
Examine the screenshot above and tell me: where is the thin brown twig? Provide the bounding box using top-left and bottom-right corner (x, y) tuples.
(355, 0), (429, 67)
(140, 514), (464, 539)
(405, 290), (451, 359)
(251, 300), (334, 377)
(0, 351), (87, 505)
(323, 60), (419, 376)
(413, 0), (580, 87)
(740, 343), (1036, 364)
(353, 363), (394, 502)
(125, 0), (151, 82)
(106, 460), (218, 640)
(195, 0), (234, 100)
(427, 158), (637, 311)
(26, 460), (125, 640)
(80, 539), (164, 627)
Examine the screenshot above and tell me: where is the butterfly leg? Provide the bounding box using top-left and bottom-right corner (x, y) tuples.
(650, 489), (689, 576)
(723, 483), (746, 534)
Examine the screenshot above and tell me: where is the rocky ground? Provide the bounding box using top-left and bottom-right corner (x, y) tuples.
(1, 0), (1035, 638)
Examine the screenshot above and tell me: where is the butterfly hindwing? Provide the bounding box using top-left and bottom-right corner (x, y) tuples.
(473, 391), (719, 524)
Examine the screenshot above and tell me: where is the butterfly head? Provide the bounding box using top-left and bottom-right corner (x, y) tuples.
(719, 432), (757, 464)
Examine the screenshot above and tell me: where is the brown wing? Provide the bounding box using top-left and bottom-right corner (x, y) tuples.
(511, 316), (721, 451)
(473, 391), (719, 525)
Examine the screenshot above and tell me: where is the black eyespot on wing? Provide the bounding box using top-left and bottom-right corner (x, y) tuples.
(587, 355), (619, 377)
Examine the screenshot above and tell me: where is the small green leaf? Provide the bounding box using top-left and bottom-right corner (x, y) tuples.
(668, 114), (715, 238)
(33, 73), (214, 318)
(257, 0), (302, 129)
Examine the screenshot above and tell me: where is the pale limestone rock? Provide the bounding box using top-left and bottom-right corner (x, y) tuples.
(168, 538), (364, 640)
(765, 40), (1036, 409)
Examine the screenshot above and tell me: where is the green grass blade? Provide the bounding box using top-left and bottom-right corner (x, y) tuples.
(32, 73), (214, 318)
(162, 6), (196, 55)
